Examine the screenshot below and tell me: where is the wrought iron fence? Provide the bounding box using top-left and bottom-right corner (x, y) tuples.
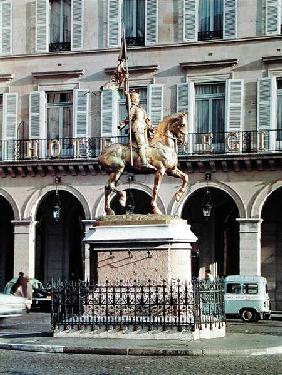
(51, 279), (225, 333)
(0, 129), (279, 162)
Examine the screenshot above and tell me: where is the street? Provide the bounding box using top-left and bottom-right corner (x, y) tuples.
(0, 314), (282, 375)
(0, 350), (282, 375)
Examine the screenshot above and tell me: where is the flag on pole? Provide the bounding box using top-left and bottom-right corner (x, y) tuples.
(113, 26), (128, 92)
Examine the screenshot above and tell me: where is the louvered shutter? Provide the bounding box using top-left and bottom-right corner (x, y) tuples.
(265, 0), (281, 35)
(3, 93), (17, 160)
(224, 0), (237, 39)
(108, 0), (121, 48)
(73, 89), (89, 137)
(257, 77), (276, 150)
(183, 0), (196, 42)
(36, 0), (49, 53)
(72, 0), (83, 50)
(177, 81), (194, 153)
(29, 91), (46, 139)
(101, 89), (119, 136)
(0, 1), (12, 55)
(225, 79), (243, 132)
(147, 84), (163, 127)
(145, 0), (158, 45)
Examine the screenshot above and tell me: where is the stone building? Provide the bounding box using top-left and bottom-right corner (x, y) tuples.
(0, 0), (282, 309)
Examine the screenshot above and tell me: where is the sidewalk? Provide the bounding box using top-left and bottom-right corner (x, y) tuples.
(0, 330), (282, 356)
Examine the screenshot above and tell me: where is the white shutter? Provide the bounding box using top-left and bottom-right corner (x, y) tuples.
(183, 0), (196, 42)
(225, 79), (243, 132)
(265, 0), (281, 35)
(257, 77), (276, 150)
(72, 0), (83, 50)
(36, 0), (49, 53)
(145, 0), (158, 45)
(177, 81), (194, 153)
(3, 93), (17, 160)
(108, 0), (121, 48)
(29, 91), (46, 158)
(0, 1), (12, 55)
(101, 89), (119, 136)
(73, 89), (89, 137)
(147, 84), (163, 126)
(223, 0), (237, 39)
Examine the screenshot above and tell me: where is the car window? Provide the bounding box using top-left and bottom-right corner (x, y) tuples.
(226, 283), (241, 294)
(242, 283), (258, 294)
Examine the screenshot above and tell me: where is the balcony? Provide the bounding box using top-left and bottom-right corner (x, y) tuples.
(198, 30), (223, 41)
(125, 36), (145, 46)
(49, 42), (71, 52)
(0, 130), (281, 176)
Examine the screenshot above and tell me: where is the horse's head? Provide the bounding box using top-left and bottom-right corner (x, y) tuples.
(169, 113), (188, 145)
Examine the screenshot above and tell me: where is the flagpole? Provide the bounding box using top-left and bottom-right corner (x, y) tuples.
(121, 26), (133, 167)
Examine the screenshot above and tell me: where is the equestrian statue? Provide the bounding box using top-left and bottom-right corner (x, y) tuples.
(98, 34), (188, 215)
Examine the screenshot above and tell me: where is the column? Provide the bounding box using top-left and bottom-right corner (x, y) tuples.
(82, 220), (96, 280)
(12, 220), (36, 279)
(236, 218), (263, 275)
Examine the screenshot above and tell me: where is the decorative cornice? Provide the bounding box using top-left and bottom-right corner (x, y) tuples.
(0, 74), (14, 81)
(180, 59), (238, 69)
(105, 65), (159, 75)
(32, 70), (85, 79)
(262, 55), (282, 64)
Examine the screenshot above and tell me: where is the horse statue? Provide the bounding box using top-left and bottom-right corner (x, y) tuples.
(98, 112), (188, 215)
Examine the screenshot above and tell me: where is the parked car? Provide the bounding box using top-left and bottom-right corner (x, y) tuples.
(224, 275), (271, 322)
(0, 292), (26, 318)
(4, 278), (51, 312)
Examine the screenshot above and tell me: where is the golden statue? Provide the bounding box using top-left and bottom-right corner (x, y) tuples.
(119, 91), (153, 168)
(98, 112), (188, 215)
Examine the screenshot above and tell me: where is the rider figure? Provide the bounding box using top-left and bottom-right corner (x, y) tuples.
(119, 90), (153, 168)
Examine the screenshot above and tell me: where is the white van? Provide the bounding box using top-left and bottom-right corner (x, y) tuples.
(224, 275), (271, 322)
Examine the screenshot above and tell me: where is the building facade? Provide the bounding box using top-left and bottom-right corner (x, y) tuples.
(0, 0), (282, 309)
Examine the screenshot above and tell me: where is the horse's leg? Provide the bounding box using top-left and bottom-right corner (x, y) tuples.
(104, 168), (125, 215)
(151, 167), (165, 214)
(168, 167), (189, 202)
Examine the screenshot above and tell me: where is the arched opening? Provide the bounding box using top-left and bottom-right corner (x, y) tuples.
(110, 188), (152, 215)
(261, 187), (282, 310)
(35, 190), (85, 282)
(0, 197), (14, 290)
(182, 187), (239, 278)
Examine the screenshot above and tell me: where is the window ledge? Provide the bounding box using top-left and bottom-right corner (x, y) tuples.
(0, 74), (14, 81)
(32, 70), (85, 79)
(104, 65), (159, 75)
(180, 59), (238, 69)
(262, 56), (282, 64)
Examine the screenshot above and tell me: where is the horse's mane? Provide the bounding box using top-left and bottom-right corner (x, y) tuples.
(154, 112), (186, 134)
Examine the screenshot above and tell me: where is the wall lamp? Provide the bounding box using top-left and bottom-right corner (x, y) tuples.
(52, 176), (61, 222)
(202, 173), (213, 218)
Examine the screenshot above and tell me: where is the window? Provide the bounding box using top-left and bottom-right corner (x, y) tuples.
(49, 0), (71, 52)
(277, 80), (282, 142)
(242, 283), (258, 295)
(198, 0), (223, 41)
(0, 95), (2, 158)
(123, 0), (145, 46)
(226, 283), (241, 294)
(195, 83), (225, 147)
(47, 92), (73, 156)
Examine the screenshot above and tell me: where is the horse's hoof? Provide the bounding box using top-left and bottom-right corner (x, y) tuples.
(105, 209), (115, 216)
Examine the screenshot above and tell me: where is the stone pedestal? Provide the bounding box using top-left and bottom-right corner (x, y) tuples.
(84, 214), (197, 283)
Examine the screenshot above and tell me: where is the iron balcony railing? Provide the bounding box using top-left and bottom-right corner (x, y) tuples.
(0, 129), (281, 162)
(51, 279), (225, 333)
(198, 30), (223, 41)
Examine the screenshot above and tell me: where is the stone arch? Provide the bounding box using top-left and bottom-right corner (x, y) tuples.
(168, 181), (246, 218)
(93, 182), (165, 217)
(251, 181), (282, 218)
(0, 189), (20, 220)
(22, 184), (91, 220)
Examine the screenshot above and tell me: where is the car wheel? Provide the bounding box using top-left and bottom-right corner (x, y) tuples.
(240, 308), (257, 322)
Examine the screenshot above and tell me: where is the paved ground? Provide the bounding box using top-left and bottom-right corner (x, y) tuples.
(0, 312), (282, 356)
